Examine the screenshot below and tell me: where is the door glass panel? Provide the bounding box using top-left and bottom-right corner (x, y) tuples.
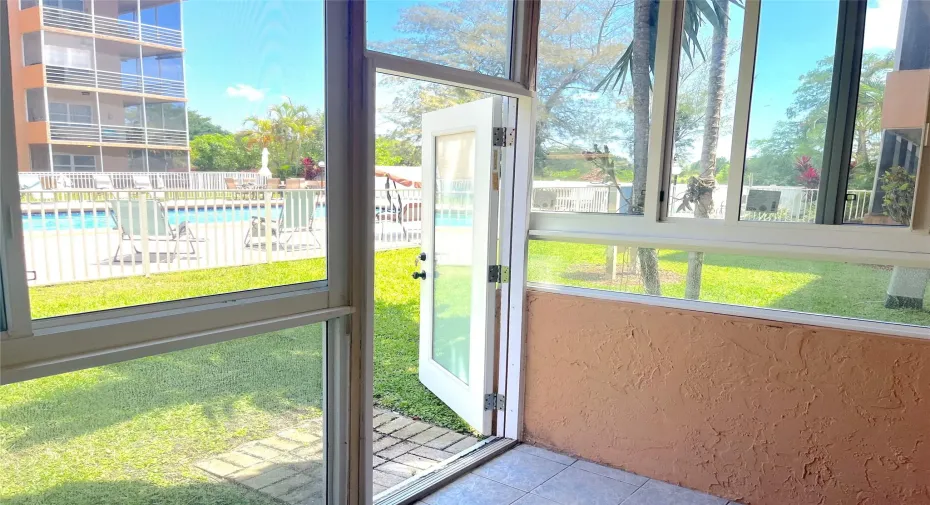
(740, 0), (840, 222)
(844, 0), (929, 225)
(431, 131), (476, 383)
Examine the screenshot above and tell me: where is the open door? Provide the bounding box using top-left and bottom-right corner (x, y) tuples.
(415, 97), (502, 435)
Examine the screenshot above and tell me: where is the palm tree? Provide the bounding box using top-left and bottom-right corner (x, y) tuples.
(596, 0), (742, 297)
(242, 98), (320, 177)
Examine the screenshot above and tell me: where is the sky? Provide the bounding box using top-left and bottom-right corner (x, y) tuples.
(180, 0), (904, 152)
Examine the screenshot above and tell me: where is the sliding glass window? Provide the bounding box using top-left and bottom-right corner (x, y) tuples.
(8, 0), (328, 320)
(532, 0), (657, 216)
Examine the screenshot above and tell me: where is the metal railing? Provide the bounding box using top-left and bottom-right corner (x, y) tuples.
(17, 188), (422, 286)
(23, 172), (271, 191)
(100, 124), (146, 144)
(141, 23), (183, 47)
(41, 6), (184, 49)
(532, 182), (873, 223)
(142, 75), (185, 98)
(49, 121), (99, 142)
(45, 65), (184, 98)
(146, 128), (188, 147)
(45, 121), (187, 147)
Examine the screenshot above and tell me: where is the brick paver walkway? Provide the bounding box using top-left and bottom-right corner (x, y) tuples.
(195, 409), (481, 503)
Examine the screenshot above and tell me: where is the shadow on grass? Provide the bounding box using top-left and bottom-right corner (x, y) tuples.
(658, 250), (855, 274)
(4, 476), (295, 505)
(1, 325), (325, 452)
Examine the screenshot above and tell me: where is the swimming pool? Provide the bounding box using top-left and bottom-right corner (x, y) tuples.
(20, 205), (325, 233)
(21, 206), (473, 232)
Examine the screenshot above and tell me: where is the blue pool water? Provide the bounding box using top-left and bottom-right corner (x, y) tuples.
(21, 205), (325, 232)
(21, 206), (472, 232)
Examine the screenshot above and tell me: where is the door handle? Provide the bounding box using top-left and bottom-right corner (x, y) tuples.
(412, 270), (426, 280)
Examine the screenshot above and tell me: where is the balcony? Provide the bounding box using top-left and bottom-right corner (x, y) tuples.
(45, 65), (185, 98)
(40, 6), (183, 49)
(46, 121), (188, 148)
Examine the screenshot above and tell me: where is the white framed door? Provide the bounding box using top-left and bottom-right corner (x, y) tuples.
(417, 97), (502, 435)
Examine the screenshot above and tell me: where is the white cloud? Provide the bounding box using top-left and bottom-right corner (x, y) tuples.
(863, 0), (902, 50)
(226, 84), (265, 102)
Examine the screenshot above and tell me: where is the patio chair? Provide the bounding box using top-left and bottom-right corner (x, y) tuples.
(93, 174), (115, 190)
(108, 199), (202, 261)
(19, 173), (54, 201)
(243, 191), (320, 250)
(375, 179), (420, 241)
(131, 175), (153, 190)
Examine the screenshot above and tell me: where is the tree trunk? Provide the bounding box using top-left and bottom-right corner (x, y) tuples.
(685, 0), (729, 300)
(631, 0), (661, 295)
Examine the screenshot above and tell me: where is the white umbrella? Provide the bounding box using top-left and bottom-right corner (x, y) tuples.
(258, 147), (272, 177)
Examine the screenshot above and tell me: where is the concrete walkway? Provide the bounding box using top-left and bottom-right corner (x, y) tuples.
(195, 408), (480, 504)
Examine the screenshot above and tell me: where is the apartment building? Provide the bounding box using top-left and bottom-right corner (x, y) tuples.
(6, 0), (189, 176)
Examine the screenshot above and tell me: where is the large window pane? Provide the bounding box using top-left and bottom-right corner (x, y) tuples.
(366, 0), (512, 78)
(844, 0), (929, 226)
(532, 0), (656, 216)
(668, 0), (745, 220)
(1, 323), (327, 505)
(11, 0), (328, 319)
(528, 240), (930, 327)
(741, 1), (840, 223)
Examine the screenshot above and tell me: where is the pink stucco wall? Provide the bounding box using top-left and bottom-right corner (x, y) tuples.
(522, 289), (930, 505)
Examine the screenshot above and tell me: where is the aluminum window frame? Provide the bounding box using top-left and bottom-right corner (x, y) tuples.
(0, 0), (359, 380)
(529, 0), (930, 267)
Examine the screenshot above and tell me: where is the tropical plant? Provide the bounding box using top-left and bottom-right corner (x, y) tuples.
(795, 155), (821, 189)
(240, 98), (324, 178)
(303, 157), (323, 181)
(880, 166), (915, 226)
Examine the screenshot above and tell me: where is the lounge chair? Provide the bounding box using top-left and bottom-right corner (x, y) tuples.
(376, 179), (421, 241)
(108, 199), (202, 261)
(19, 173), (54, 201)
(225, 177), (238, 190)
(243, 191), (320, 249)
(285, 178), (302, 189)
(93, 174), (115, 190)
(132, 175), (153, 190)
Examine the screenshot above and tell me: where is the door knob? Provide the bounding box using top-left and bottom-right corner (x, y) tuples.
(412, 270), (426, 280)
(418, 252), (427, 261)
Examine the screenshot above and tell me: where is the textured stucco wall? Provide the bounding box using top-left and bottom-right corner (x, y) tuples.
(522, 290), (930, 505)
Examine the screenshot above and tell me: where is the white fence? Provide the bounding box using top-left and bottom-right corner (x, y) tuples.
(22, 171), (269, 191)
(20, 188), (422, 286)
(18, 178), (876, 286)
(531, 181), (873, 223)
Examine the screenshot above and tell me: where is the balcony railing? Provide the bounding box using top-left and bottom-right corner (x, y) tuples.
(49, 121), (99, 142)
(47, 121), (188, 147)
(146, 128), (188, 147)
(45, 65), (185, 98)
(41, 6), (183, 49)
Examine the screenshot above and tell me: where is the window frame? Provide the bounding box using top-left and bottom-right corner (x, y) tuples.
(529, 0), (930, 267)
(0, 0), (360, 381)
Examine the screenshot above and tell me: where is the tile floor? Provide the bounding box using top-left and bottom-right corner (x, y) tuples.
(416, 444), (741, 505)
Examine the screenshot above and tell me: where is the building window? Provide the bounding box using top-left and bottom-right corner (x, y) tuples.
(48, 102), (93, 123)
(53, 154), (97, 172)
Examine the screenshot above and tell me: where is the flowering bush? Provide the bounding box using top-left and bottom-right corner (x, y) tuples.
(303, 157), (323, 180)
(795, 155), (820, 189)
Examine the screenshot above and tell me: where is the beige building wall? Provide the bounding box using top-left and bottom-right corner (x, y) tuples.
(522, 289), (930, 505)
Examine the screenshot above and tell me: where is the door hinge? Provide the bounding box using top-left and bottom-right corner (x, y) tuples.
(488, 265), (510, 283)
(492, 127), (515, 147)
(484, 393), (506, 411)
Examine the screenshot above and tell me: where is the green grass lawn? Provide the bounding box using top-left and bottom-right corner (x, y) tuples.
(528, 241), (930, 327)
(4, 248), (469, 505)
(4, 244), (928, 504)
